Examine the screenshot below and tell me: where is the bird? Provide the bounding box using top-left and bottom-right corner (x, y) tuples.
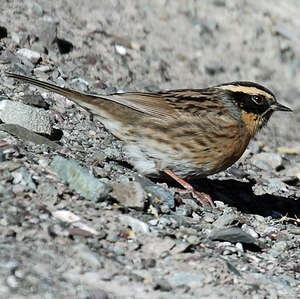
(5, 72), (292, 207)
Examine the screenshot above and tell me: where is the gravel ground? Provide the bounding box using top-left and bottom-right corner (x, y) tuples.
(0, 0), (300, 298)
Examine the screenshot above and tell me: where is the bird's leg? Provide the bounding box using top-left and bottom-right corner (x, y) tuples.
(163, 168), (215, 207)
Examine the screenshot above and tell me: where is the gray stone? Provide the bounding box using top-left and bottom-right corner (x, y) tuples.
(119, 215), (150, 234)
(213, 213), (237, 228)
(209, 227), (259, 245)
(51, 156), (111, 200)
(0, 124), (58, 148)
(12, 167), (36, 190)
(0, 100), (52, 135)
(16, 48), (41, 64)
(111, 181), (145, 209)
(251, 152), (282, 171)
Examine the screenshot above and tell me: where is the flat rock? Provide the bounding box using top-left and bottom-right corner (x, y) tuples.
(51, 156), (111, 200)
(16, 48), (41, 64)
(0, 124), (58, 148)
(0, 100), (52, 135)
(111, 181), (145, 209)
(251, 152), (282, 171)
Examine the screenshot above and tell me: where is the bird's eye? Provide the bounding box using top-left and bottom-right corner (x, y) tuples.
(252, 95), (264, 105)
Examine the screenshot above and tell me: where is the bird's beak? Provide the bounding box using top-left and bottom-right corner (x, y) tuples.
(271, 102), (292, 112)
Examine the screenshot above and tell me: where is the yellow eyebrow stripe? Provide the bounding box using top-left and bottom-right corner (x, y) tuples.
(217, 85), (274, 99)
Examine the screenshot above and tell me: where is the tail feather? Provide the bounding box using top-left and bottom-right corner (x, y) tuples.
(5, 72), (105, 111)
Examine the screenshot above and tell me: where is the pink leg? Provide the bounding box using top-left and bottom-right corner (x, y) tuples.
(164, 169), (215, 207)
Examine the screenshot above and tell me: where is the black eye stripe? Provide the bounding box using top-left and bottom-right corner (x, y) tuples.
(227, 91), (270, 115)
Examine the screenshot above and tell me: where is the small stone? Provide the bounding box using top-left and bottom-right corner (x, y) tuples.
(52, 210), (81, 223)
(251, 152), (282, 170)
(142, 237), (175, 257)
(72, 222), (99, 236)
(51, 156), (111, 200)
(12, 167), (36, 190)
(6, 275), (18, 289)
(111, 181), (145, 209)
(241, 224), (259, 239)
(17, 48), (41, 64)
(0, 100), (52, 135)
(209, 227), (259, 245)
(115, 44), (127, 56)
(213, 214), (237, 228)
(21, 94), (49, 109)
(0, 124), (59, 148)
(119, 215), (150, 234)
(153, 279), (172, 292)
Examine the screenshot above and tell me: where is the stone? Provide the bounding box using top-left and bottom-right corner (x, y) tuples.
(17, 48), (41, 64)
(51, 156), (111, 200)
(251, 152), (282, 171)
(119, 215), (150, 234)
(0, 100), (52, 135)
(0, 124), (59, 148)
(111, 181), (145, 209)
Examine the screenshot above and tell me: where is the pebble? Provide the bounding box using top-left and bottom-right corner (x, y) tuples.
(21, 94), (49, 109)
(209, 227), (258, 245)
(213, 214), (237, 228)
(17, 48), (41, 64)
(251, 152), (282, 171)
(6, 275), (18, 288)
(241, 224), (259, 239)
(0, 100), (52, 135)
(52, 210), (81, 223)
(51, 156), (111, 200)
(12, 167), (36, 190)
(115, 44), (127, 56)
(0, 124), (59, 148)
(142, 237), (176, 257)
(119, 215), (150, 234)
(111, 181), (145, 209)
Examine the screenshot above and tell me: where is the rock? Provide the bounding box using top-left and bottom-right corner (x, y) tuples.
(21, 94), (50, 109)
(0, 100), (52, 135)
(115, 44), (127, 56)
(17, 48), (41, 64)
(153, 279), (172, 292)
(12, 167), (36, 190)
(111, 181), (145, 209)
(51, 156), (111, 200)
(119, 215), (150, 234)
(209, 227), (259, 246)
(142, 237), (176, 257)
(251, 152), (282, 171)
(52, 210), (81, 223)
(136, 175), (175, 209)
(0, 124), (59, 148)
(213, 214), (238, 228)
(241, 224), (259, 239)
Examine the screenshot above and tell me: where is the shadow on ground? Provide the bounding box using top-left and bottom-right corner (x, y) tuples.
(191, 178), (300, 218)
